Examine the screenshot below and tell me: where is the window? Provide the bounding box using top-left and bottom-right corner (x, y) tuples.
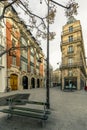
(21, 37), (27, 45)
(69, 26), (73, 32)
(30, 48), (34, 54)
(36, 54), (39, 66)
(0, 57), (2, 64)
(68, 58), (73, 65)
(0, 6), (3, 27)
(0, 46), (3, 64)
(12, 56), (16, 65)
(31, 66), (34, 73)
(21, 61), (27, 72)
(0, 28), (2, 45)
(68, 70), (73, 76)
(36, 54), (39, 74)
(68, 46), (73, 53)
(0, 6), (3, 16)
(30, 55), (34, 63)
(36, 68), (39, 74)
(20, 37), (27, 58)
(30, 48), (34, 63)
(68, 35), (73, 42)
(21, 50), (27, 58)
(12, 39), (16, 47)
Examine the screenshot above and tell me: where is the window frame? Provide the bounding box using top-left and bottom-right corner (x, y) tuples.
(68, 46), (73, 53)
(69, 26), (73, 33)
(68, 58), (73, 65)
(68, 35), (73, 42)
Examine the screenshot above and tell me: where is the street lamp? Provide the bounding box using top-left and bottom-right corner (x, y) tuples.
(40, 0), (78, 109)
(46, 0), (69, 109)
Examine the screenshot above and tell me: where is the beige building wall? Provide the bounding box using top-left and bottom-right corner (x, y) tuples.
(60, 16), (86, 90)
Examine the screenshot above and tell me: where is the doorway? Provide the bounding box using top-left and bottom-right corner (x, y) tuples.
(31, 78), (35, 88)
(10, 74), (18, 90)
(22, 76), (28, 89)
(37, 79), (40, 88)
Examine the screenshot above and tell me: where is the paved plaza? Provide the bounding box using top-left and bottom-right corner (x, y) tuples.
(0, 87), (87, 130)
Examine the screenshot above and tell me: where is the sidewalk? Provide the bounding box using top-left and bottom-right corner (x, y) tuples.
(0, 87), (87, 130)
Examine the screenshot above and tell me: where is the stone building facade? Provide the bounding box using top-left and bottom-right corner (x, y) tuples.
(0, 4), (45, 92)
(60, 16), (86, 90)
(52, 68), (61, 87)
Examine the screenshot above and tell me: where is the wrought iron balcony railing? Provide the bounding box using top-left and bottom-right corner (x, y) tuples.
(60, 62), (86, 69)
(61, 26), (81, 36)
(61, 37), (82, 45)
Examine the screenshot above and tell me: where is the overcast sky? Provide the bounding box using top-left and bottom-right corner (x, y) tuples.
(28, 0), (87, 70)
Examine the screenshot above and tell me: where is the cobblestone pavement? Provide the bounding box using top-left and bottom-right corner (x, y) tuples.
(0, 87), (87, 130)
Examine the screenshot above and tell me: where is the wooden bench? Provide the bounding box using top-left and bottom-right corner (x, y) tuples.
(0, 98), (51, 126)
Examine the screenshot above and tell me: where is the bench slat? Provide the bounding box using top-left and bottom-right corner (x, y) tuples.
(12, 106), (51, 114)
(0, 109), (48, 120)
(6, 99), (48, 106)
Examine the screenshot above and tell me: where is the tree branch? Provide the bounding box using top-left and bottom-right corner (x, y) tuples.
(0, 0), (18, 20)
(19, 0), (46, 28)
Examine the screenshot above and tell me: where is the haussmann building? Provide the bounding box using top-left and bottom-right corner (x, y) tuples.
(60, 16), (86, 90)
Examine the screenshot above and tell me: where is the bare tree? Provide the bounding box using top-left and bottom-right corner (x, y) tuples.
(0, 0), (56, 41)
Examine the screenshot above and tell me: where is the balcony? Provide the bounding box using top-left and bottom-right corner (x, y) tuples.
(61, 26), (81, 36)
(60, 62), (84, 69)
(61, 37), (82, 45)
(67, 50), (74, 54)
(60, 61), (86, 76)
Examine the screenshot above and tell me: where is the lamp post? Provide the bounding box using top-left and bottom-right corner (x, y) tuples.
(46, 0), (70, 109)
(46, 0), (50, 109)
(40, 0), (78, 109)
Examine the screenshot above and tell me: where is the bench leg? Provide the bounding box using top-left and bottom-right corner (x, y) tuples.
(7, 113), (13, 120)
(41, 120), (46, 127)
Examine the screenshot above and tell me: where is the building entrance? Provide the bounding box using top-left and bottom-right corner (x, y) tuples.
(22, 76), (28, 89)
(64, 77), (77, 90)
(31, 78), (35, 88)
(37, 79), (40, 88)
(10, 74), (18, 90)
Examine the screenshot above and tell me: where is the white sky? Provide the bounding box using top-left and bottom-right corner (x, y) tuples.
(28, 0), (87, 70)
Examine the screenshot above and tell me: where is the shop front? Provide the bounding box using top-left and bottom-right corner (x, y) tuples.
(64, 77), (77, 90)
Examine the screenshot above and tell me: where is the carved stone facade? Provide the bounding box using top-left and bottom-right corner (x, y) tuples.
(60, 16), (86, 90)
(0, 4), (45, 92)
